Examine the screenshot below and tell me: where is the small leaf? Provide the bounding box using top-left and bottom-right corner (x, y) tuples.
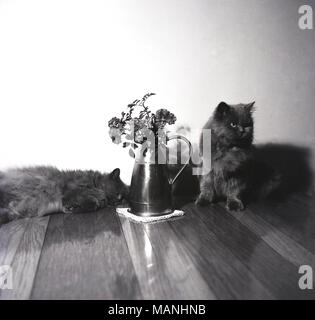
(129, 148), (135, 158)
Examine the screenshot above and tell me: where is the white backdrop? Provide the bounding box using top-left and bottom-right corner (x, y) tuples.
(1, 0), (315, 183)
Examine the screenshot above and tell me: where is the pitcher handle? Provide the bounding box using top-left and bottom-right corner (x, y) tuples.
(166, 134), (193, 185)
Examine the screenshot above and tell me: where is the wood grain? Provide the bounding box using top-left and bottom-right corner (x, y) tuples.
(119, 214), (216, 299)
(228, 205), (315, 269)
(1, 192), (314, 300)
(0, 218), (31, 299)
(0, 216), (49, 300)
(246, 196), (315, 253)
(31, 210), (142, 300)
(0, 219), (30, 267)
(195, 203), (315, 299)
(169, 204), (273, 299)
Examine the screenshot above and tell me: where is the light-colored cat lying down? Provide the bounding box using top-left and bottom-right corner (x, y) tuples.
(0, 166), (129, 224)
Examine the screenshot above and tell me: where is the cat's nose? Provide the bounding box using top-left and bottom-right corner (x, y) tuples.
(238, 126), (244, 134)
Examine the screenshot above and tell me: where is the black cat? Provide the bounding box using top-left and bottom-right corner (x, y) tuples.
(196, 101), (280, 211)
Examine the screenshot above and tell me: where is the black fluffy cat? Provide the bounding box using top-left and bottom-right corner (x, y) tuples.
(0, 166), (129, 224)
(196, 101), (280, 211)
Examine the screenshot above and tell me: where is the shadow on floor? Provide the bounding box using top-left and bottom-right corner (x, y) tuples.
(170, 165), (200, 209)
(171, 143), (313, 208)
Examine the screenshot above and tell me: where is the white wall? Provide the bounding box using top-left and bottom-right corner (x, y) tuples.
(1, 0), (315, 183)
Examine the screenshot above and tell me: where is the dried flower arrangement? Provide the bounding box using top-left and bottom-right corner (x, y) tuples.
(108, 93), (177, 157)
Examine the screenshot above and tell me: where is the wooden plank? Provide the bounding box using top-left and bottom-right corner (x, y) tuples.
(228, 205), (315, 269)
(168, 204), (273, 299)
(246, 195), (315, 253)
(0, 218), (30, 299)
(118, 214), (216, 299)
(195, 204), (315, 299)
(0, 216), (49, 300)
(31, 210), (142, 300)
(0, 219), (29, 267)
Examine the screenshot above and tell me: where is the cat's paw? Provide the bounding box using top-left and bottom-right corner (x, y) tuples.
(226, 198), (244, 211)
(62, 203), (81, 214)
(195, 195), (210, 206)
(62, 194), (103, 214)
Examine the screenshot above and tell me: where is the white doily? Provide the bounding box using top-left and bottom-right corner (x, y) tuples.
(116, 207), (185, 223)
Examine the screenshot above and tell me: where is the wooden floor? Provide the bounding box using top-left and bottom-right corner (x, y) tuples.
(0, 193), (315, 300)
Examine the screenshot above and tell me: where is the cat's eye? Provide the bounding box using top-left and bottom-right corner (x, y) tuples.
(230, 122), (237, 128)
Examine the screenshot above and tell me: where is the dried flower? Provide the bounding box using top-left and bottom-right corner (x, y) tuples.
(109, 127), (123, 144)
(108, 117), (124, 129)
(155, 108), (177, 129)
(107, 93), (177, 152)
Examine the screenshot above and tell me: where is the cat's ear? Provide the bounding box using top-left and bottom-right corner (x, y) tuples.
(110, 168), (120, 180)
(215, 102), (230, 117)
(246, 101), (255, 113)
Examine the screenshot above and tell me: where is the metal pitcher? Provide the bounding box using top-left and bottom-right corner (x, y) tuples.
(129, 135), (192, 216)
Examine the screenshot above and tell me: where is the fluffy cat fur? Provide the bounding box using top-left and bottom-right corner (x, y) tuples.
(0, 166), (129, 224)
(196, 101), (280, 211)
